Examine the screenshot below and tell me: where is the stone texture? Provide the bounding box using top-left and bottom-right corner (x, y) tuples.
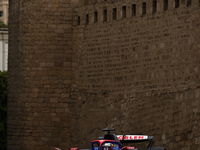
(71, 0), (200, 150)
(8, 0), (200, 150)
(8, 0), (73, 150)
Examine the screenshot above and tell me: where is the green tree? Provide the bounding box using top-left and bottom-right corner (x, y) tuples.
(0, 20), (8, 28)
(0, 71), (7, 150)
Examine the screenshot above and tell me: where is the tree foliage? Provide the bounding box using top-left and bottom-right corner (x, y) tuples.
(0, 20), (8, 28)
(0, 71), (7, 150)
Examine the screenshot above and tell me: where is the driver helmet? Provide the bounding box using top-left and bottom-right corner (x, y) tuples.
(102, 143), (113, 150)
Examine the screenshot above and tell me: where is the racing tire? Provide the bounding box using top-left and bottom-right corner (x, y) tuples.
(146, 147), (166, 150)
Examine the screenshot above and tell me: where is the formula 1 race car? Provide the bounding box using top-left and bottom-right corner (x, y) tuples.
(55, 129), (166, 150)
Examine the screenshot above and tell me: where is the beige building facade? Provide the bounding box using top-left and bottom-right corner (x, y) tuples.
(0, 0), (8, 25)
(0, 29), (8, 71)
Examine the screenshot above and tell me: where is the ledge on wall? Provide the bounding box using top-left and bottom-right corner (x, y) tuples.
(0, 28), (8, 31)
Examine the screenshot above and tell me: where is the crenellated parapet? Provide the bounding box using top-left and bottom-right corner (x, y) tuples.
(73, 0), (198, 26)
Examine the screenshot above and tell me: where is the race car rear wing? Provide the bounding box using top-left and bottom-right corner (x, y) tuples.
(117, 135), (153, 142)
(116, 135), (154, 148)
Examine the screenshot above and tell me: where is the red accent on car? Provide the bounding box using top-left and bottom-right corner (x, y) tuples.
(118, 136), (123, 140)
(138, 136), (144, 139)
(121, 146), (136, 150)
(126, 147), (135, 149)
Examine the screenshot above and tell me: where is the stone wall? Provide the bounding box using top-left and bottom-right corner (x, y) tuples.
(71, 0), (200, 149)
(73, 0), (200, 94)
(8, 0), (73, 150)
(8, 0), (200, 150)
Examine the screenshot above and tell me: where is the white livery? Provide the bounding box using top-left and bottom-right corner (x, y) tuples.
(116, 135), (148, 140)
